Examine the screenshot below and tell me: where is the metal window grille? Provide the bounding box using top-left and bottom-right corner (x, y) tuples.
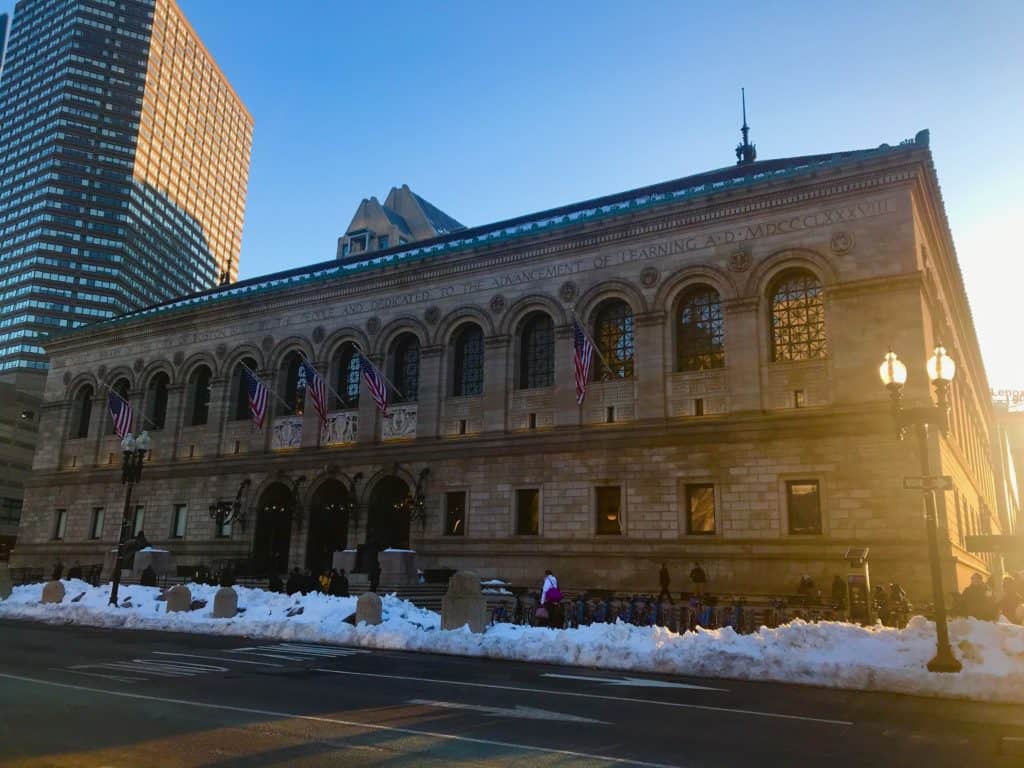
(453, 325), (484, 396)
(519, 314), (554, 389)
(770, 272), (827, 362)
(393, 335), (420, 402)
(677, 286), (724, 371)
(593, 300), (634, 379)
(336, 344), (361, 408)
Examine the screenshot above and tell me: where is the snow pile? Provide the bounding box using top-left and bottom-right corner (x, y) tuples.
(3, 580), (1023, 703)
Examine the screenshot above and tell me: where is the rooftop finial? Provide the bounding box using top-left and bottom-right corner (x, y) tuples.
(735, 88), (757, 165)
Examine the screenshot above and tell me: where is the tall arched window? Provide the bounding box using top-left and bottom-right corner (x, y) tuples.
(592, 299), (634, 379)
(145, 372), (170, 430)
(677, 286), (724, 371)
(518, 312), (554, 389)
(278, 351), (304, 415)
(332, 342), (360, 409)
(71, 385), (93, 439)
(452, 324), (484, 397)
(108, 378), (130, 434)
(391, 334), (420, 402)
(232, 358), (258, 421)
(770, 270), (826, 362)
(188, 366), (212, 426)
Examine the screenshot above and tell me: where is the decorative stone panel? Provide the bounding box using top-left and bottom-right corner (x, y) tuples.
(322, 410), (358, 445)
(271, 416), (303, 450)
(382, 404), (417, 440)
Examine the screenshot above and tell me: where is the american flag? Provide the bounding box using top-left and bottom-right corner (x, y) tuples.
(359, 354), (388, 413)
(300, 359), (327, 425)
(573, 318), (595, 405)
(107, 392), (133, 439)
(244, 367), (269, 428)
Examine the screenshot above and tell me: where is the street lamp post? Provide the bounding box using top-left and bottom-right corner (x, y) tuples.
(878, 346), (962, 673)
(109, 430), (150, 607)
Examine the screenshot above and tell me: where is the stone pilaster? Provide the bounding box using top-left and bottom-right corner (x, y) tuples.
(553, 324), (580, 428)
(416, 345), (443, 439)
(300, 360), (326, 448)
(163, 383), (186, 459)
(723, 297), (761, 413)
(357, 355), (383, 445)
(634, 311), (666, 421)
(483, 335), (510, 433)
(204, 376), (229, 458)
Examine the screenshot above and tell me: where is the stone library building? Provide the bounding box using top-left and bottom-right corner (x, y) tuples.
(11, 130), (1019, 598)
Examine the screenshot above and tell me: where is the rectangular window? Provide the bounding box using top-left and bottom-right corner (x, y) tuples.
(132, 505), (145, 536)
(787, 480), (822, 534)
(215, 513), (232, 539)
(53, 508), (68, 540)
(171, 503), (188, 538)
(445, 491), (466, 536)
(515, 488), (539, 535)
(685, 484), (716, 534)
(694, 398), (704, 417)
(595, 486), (622, 535)
(88, 507), (105, 539)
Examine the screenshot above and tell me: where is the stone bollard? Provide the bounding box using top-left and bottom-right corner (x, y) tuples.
(0, 564), (11, 600)
(165, 584), (191, 613)
(356, 591), (382, 625)
(212, 586), (238, 618)
(441, 570), (487, 633)
(41, 580), (65, 604)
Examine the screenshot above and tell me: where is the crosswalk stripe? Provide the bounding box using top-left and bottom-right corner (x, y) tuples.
(152, 651), (282, 667)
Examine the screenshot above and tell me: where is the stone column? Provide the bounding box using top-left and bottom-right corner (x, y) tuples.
(723, 298), (761, 413)
(356, 355), (383, 445)
(482, 335), (510, 433)
(205, 376), (229, 458)
(553, 324), (580, 428)
(634, 311), (666, 421)
(416, 345), (443, 440)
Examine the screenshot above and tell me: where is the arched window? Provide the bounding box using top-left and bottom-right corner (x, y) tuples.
(278, 351), (304, 415)
(391, 334), (420, 402)
(770, 270), (826, 362)
(452, 324), (484, 397)
(677, 286), (724, 371)
(332, 342), (360, 409)
(108, 378), (130, 435)
(232, 357), (258, 421)
(71, 385), (93, 439)
(188, 366), (212, 426)
(145, 372), (170, 430)
(518, 312), (554, 389)
(592, 299), (634, 379)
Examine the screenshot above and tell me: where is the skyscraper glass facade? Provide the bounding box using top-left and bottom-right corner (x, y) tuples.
(0, 0), (253, 374)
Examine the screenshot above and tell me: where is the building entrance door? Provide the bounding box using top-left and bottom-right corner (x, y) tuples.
(306, 478), (349, 574)
(366, 476), (410, 550)
(252, 483), (293, 575)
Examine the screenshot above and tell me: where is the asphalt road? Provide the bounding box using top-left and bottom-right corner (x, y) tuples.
(0, 619), (1021, 767)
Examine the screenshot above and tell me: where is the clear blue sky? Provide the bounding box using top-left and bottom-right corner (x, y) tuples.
(2, 1), (1020, 388)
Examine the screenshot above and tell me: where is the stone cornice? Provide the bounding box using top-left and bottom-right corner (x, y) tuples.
(824, 271), (923, 300)
(48, 157), (928, 356)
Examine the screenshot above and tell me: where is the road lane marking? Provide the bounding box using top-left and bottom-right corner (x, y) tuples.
(0, 672), (685, 768)
(58, 669), (146, 683)
(543, 673), (727, 691)
(409, 698), (608, 724)
(152, 651), (282, 668)
(314, 668), (852, 726)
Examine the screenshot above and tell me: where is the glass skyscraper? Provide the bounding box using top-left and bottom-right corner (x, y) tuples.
(0, 0), (253, 376)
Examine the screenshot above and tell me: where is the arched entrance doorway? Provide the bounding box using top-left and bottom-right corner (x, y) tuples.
(366, 476), (411, 550)
(306, 478), (349, 574)
(252, 483), (294, 575)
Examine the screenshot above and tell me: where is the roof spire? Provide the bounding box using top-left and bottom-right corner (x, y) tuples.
(735, 87), (757, 165)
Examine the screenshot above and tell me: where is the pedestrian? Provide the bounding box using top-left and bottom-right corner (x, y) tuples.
(657, 562), (673, 604)
(302, 568), (316, 595)
(365, 541), (381, 593)
(998, 576), (1021, 624)
(330, 568), (349, 598)
(797, 574), (815, 604)
(67, 562), (83, 580)
(140, 564), (157, 587)
(268, 571), (284, 593)
(318, 571), (330, 593)
(961, 573), (997, 620)
(873, 584), (891, 625)
(831, 574), (847, 609)
(689, 562), (707, 597)
(285, 567), (301, 596)
(539, 569), (563, 628)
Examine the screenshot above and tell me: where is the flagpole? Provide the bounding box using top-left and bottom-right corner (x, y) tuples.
(569, 307), (615, 380)
(298, 352), (352, 409)
(94, 377), (161, 431)
(351, 343), (406, 402)
(237, 360), (294, 413)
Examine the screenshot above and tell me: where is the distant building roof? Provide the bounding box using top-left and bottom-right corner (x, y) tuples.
(78, 131), (933, 331)
(339, 185), (464, 258)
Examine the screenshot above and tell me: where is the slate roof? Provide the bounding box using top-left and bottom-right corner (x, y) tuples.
(83, 131), (932, 331)
(412, 191), (465, 234)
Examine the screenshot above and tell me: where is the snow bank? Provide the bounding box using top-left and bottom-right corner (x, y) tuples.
(3, 580), (1023, 703)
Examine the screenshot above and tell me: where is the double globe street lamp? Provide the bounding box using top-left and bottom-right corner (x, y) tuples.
(878, 345), (961, 672)
(109, 430), (151, 607)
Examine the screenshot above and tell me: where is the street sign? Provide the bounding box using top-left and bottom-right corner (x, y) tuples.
(903, 475), (953, 491)
(964, 535), (1024, 554)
